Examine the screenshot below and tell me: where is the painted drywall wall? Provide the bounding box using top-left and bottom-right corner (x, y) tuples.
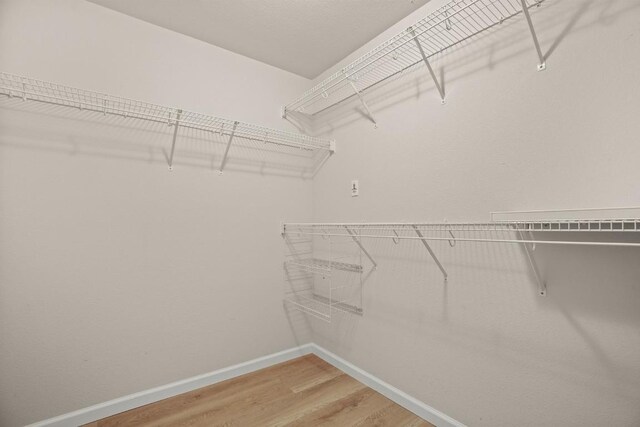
(306, 0), (640, 426)
(0, 1), (315, 425)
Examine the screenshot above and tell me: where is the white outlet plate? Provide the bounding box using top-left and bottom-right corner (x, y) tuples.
(351, 180), (359, 197)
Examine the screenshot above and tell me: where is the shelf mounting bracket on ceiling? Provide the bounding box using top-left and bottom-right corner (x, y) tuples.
(346, 73), (378, 128)
(520, 0), (546, 71)
(517, 229), (547, 296)
(409, 27), (445, 104)
(167, 109), (182, 171)
(345, 226), (378, 268)
(218, 121), (239, 175)
(413, 225), (448, 281)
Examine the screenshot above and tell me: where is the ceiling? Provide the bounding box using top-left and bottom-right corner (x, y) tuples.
(87, 0), (430, 79)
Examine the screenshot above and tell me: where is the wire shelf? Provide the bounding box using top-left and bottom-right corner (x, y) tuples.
(0, 72), (334, 162)
(283, 234), (364, 322)
(284, 213), (640, 298)
(283, 219), (640, 249)
(285, 220), (640, 235)
(284, 0), (546, 115)
(284, 294), (363, 322)
(284, 258), (363, 274)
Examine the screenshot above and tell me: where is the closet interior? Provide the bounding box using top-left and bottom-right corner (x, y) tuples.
(1, 0), (639, 426)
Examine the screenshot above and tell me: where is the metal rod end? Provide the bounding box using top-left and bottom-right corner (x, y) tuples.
(168, 166), (173, 172)
(218, 170), (224, 176)
(329, 140), (336, 153)
(441, 99), (446, 105)
(539, 290), (547, 296)
(537, 63), (547, 71)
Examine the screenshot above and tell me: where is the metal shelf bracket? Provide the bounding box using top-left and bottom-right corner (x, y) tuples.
(218, 121), (239, 175)
(167, 109), (182, 171)
(520, 0), (547, 71)
(413, 225), (448, 281)
(347, 75), (378, 128)
(345, 226), (378, 268)
(517, 230), (547, 296)
(409, 27), (446, 104)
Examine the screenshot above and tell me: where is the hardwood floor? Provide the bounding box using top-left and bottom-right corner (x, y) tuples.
(84, 354), (434, 426)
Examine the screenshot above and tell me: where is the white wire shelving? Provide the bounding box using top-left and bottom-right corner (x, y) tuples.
(284, 294), (363, 322)
(282, 212), (640, 298)
(283, 235), (365, 322)
(491, 207), (640, 223)
(284, 220), (640, 239)
(285, 258), (363, 274)
(0, 72), (335, 173)
(283, 0), (547, 118)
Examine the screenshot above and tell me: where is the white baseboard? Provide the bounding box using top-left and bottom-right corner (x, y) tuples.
(29, 343), (464, 427)
(310, 344), (466, 427)
(27, 344), (314, 427)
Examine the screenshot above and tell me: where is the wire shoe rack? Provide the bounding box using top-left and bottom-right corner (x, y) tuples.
(0, 72), (335, 173)
(283, 234), (365, 322)
(283, 0), (547, 118)
(285, 258), (363, 274)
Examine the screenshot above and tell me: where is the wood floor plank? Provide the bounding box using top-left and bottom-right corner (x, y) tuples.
(354, 401), (432, 427)
(260, 374), (367, 426)
(94, 356), (318, 426)
(87, 354), (434, 427)
(283, 387), (381, 426)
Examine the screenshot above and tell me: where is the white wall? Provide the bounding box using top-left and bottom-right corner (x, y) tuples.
(0, 1), (314, 426)
(308, 0), (640, 426)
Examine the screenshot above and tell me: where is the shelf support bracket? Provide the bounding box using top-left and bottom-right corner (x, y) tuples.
(218, 121), (239, 175)
(517, 230), (547, 296)
(413, 225), (448, 281)
(168, 109), (182, 171)
(409, 27), (446, 103)
(345, 227), (378, 268)
(520, 0), (546, 71)
(347, 78), (378, 128)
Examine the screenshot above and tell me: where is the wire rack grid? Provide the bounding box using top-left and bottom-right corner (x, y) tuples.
(284, 0), (546, 116)
(283, 234), (365, 322)
(0, 72), (334, 153)
(283, 220), (640, 248)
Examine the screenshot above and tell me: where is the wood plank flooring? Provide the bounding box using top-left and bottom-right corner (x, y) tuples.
(84, 354), (434, 427)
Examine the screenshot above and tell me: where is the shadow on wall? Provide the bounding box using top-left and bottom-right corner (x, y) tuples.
(0, 97), (329, 179)
(285, 0), (637, 136)
(285, 231), (640, 403)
